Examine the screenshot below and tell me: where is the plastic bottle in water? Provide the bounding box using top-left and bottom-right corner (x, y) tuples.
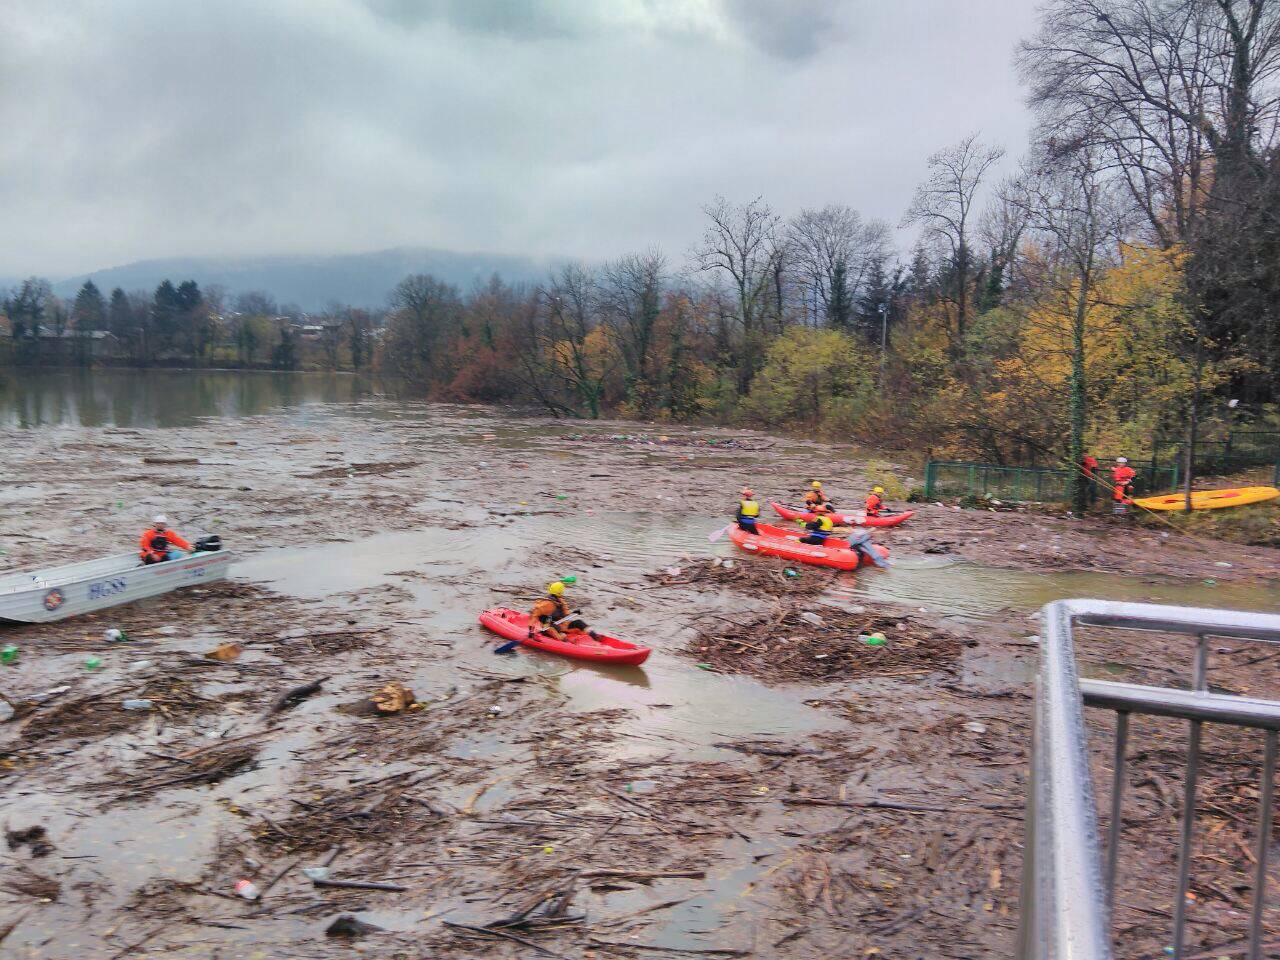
(103, 628), (130, 643)
(121, 699), (153, 711)
(235, 879), (261, 900)
(1, 645), (17, 665)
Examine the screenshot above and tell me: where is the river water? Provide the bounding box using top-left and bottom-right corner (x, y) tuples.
(3, 367), (1276, 619)
(2, 368), (1278, 957)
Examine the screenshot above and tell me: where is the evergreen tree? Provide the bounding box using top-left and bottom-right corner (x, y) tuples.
(107, 288), (133, 337)
(150, 280), (181, 353)
(976, 250), (1005, 314)
(72, 280), (107, 331)
(271, 328), (299, 370)
(827, 260), (853, 330)
(856, 256), (892, 339)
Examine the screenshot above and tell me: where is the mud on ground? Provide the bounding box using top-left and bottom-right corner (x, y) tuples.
(1, 402), (1279, 958)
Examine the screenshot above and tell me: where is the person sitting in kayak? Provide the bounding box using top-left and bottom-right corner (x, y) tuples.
(530, 581), (597, 642)
(736, 488), (761, 534)
(1111, 457), (1137, 504)
(139, 515), (193, 565)
(865, 486), (886, 517)
(798, 505), (836, 545)
(803, 481), (832, 510)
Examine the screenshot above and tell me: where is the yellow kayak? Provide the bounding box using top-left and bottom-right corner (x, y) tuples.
(1132, 486), (1280, 511)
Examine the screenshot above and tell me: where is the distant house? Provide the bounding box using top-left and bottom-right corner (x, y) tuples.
(34, 326), (120, 358)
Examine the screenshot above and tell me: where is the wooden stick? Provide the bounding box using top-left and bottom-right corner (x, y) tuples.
(443, 920), (571, 959)
(312, 878), (406, 892)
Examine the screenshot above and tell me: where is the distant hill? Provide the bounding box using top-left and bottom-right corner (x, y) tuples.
(47, 247), (562, 312)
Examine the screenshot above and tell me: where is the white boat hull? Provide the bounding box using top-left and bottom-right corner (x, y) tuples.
(0, 550), (232, 624)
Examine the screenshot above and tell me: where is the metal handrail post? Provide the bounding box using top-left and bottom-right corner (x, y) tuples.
(1038, 601), (1114, 959)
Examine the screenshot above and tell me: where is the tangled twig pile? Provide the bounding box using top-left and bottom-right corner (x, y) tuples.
(687, 606), (968, 683)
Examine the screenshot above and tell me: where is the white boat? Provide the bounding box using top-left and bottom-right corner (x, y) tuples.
(0, 549), (232, 624)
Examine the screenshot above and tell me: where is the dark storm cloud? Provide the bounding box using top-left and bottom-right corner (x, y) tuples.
(1, 1), (1037, 279)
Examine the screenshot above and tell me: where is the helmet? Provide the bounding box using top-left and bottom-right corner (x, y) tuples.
(1116, 457), (1128, 464)
(873, 486), (884, 494)
(547, 581), (565, 596)
(741, 488), (754, 498)
(152, 514), (168, 526)
(811, 481), (822, 489)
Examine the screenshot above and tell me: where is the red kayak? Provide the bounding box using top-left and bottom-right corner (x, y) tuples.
(478, 608), (652, 666)
(770, 501), (914, 528)
(729, 522), (889, 571)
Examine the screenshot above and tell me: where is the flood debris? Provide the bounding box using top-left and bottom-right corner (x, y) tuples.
(325, 914), (383, 937)
(109, 741), (261, 800)
(645, 555), (836, 597)
(204, 641), (244, 662)
(5, 825), (54, 858)
(265, 677), (327, 716)
(687, 604), (967, 683)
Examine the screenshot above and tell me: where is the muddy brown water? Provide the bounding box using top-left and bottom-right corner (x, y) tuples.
(2, 370), (1279, 958)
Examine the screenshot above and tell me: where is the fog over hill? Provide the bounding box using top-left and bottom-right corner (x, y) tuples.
(48, 247), (562, 312)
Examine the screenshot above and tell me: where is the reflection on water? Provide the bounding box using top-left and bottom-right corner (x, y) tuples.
(0, 367), (380, 428)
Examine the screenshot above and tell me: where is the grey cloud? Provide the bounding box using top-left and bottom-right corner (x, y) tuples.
(360, 0), (838, 60)
(1, 0), (1037, 280)
(361, 0), (583, 39)
(723, 0), (836, 61)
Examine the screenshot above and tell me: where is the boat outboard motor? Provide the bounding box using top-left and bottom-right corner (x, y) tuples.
(195, 535), (222, 553)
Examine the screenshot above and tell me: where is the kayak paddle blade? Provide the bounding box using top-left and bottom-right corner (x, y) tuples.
(708, 524), (732, 542)
(494, 639), (520, 654)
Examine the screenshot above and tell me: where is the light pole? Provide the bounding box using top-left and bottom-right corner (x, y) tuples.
(878, 302), (888, 382)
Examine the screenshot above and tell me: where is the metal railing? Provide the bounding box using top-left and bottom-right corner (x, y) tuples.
(1018, 599), (1280, 960)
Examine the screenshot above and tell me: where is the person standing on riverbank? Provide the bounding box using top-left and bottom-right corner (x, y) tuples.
(1111, 458), (1136, 510)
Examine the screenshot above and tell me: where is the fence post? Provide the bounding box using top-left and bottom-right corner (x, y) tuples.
(924, 461), (936, 499)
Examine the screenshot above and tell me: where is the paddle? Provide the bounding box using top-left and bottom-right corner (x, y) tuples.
(494, 612), (578, 655)
(708, 523), (733, 542)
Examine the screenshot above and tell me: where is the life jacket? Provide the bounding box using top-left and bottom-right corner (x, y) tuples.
(532, 595), (569, 623)
(140, 530), (170, 560)
(805, 515), (834, 533)
(737, 499), (760, 518)
(1111, 465), (1137, 501)
(865, 493), (884, 515)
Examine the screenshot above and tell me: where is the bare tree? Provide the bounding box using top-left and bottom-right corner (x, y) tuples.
(383, 274), (462, 386)
(788, 205), (891, 329)
(537, 265), (616, 419)
(1019, 0), (1280, 242)
(599, 249), (666, 414)
(694, 196), (784, 390)
(1010, 146), (1134, 512)
(901, 134), (1006, 345)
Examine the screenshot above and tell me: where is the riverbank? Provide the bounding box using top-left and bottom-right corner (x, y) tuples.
(1, 401), (1278, 958)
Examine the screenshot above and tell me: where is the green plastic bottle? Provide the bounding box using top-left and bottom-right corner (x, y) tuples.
(85, 656), (103, 671)
(1, 645), (18, 665)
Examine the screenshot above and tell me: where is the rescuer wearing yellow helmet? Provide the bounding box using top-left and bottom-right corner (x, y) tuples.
(803, 480), (832, 510)
(530, 580), (595, 641)
(865, 486), (886, 517)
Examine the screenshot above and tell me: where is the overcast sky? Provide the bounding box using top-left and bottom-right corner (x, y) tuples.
(1, 0), (1040, 279)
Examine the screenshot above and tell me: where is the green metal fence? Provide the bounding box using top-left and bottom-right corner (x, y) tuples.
(1172, 430), (1280, 475)
(924, 459), (1180, 504)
